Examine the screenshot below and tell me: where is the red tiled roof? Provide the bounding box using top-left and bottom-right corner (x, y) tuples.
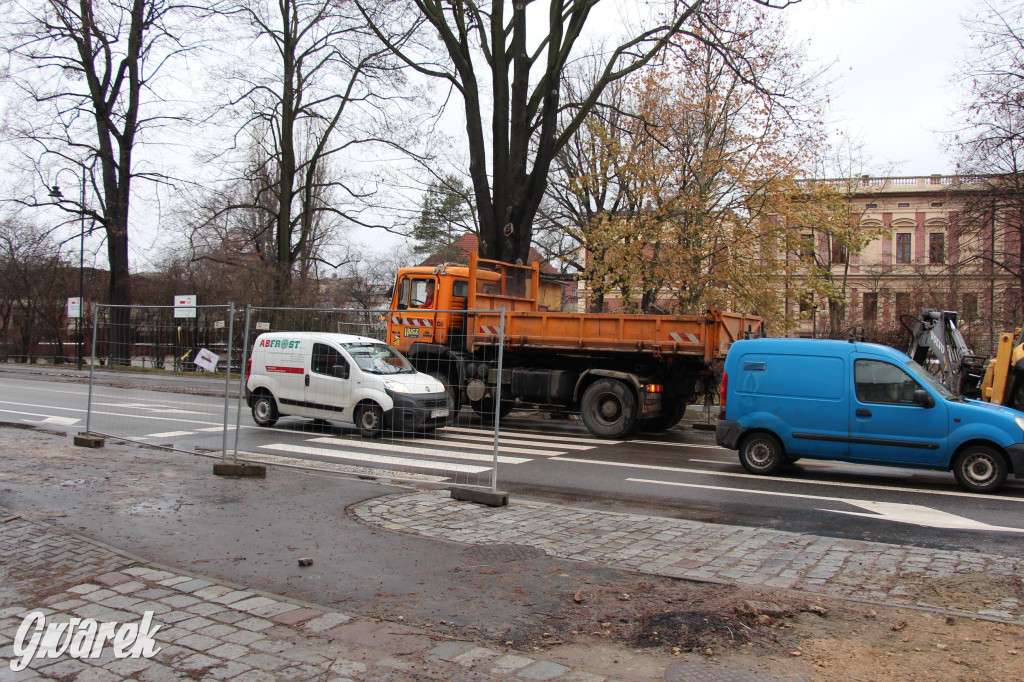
(418, 233), (559, 275)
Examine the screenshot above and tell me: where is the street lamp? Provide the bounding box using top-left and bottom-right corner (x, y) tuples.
(48, 168), (88, 371)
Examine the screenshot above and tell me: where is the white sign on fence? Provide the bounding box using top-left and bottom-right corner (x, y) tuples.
(255, 322), (270, 330)
(194, 348), (219, 372)
(174, 295), (196, 318)
(67, 297), (82, 319)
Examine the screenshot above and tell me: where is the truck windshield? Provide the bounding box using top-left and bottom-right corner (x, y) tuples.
(342, 342), (415, 375)
(902, 358), (957, 400)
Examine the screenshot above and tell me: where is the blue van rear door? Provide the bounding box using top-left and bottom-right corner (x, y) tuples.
(735, 352), (849, 458)
(849, 358), (947, 464)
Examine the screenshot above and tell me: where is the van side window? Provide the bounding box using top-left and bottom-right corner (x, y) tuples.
(312, 343), (346, 376)
(855, 359), (920, 404)
(453, 280), (469, 298)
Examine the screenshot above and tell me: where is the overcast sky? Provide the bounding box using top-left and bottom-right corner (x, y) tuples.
(785, 0), (969, 176)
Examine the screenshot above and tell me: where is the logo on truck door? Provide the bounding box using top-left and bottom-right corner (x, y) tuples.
(404, 327), (420, 338)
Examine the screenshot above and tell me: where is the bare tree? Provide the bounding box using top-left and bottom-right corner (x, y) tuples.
(0, 218), (72, 362)
(952, 0), (1024, 319)
(188, 0), (423, 305)
(2, 0), (196, 362)
(356, 0), (799, 264)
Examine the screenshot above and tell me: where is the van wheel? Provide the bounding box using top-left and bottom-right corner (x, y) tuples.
(251, 392), (278, 427)
(952, 446), (1008, 493)
(739, 432), (785, 475)
(355, 403), (385, 438)
(581, 378), (637, 439)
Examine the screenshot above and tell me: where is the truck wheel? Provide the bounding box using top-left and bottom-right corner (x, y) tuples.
(739, 432), (785, 475)
(251, 392), (278, 427)
(581, 379), (637, 439)
(355, 403), (385, 438)
(428, 371), (460, 422)
(952, 446), (1008, 493)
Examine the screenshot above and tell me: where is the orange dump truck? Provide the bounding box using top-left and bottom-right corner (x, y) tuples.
(386, 254), (762, 438)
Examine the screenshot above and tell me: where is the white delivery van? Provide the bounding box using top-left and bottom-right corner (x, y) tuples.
(245, 332), (449, 436)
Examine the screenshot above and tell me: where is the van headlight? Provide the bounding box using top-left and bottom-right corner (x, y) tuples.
(383, 380), (409, 393)
(1016, 416), (1024, 432)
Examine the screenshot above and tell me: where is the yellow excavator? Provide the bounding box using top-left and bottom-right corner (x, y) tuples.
(904, 308), (1024, 411)
(979, 328), (1024, 411)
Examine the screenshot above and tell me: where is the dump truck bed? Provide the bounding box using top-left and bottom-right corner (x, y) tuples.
(467, 308), (761, 363)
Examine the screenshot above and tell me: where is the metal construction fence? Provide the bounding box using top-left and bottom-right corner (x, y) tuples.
(231, 305), (506, 491)
(83, 304), (508, 493)
(83, 303), (240, 457)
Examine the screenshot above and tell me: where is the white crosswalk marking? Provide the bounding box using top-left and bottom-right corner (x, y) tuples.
(260, 443), (492, 474)
(304, 437), (531, 463)
(144, 431), (194, 438)
(444, 426), (619, 446)
(435, 431), (592, 452)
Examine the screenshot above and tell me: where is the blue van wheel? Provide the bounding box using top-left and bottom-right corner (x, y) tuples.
(952, 446), (1007, 493)
(739, 432), (785, 475)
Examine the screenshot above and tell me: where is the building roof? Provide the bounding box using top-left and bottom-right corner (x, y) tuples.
(418, 233), (559, 275)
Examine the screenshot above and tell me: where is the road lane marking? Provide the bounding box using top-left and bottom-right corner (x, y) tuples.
(18, 416), (81, 426)
(631, 441), (729, 450)
(259, 443), (491, 474)
(305, 437), (531, 463)
(626, 478), (1024, 533)
(0, 400), (226, 427)
(144, 431), (195, 438)
(555, 457), (1024, 502)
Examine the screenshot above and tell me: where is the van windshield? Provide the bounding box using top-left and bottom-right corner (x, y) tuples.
(902, 358), (957, 400)
(342, 342), (415, 375)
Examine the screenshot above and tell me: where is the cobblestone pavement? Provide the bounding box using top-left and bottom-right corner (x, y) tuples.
(0, 506), (798, 681)
(352, 491), (1024, 625)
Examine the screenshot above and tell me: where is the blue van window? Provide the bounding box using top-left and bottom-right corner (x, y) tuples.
(855, 359), (921, 404)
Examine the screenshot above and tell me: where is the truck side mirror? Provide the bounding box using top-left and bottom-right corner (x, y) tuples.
(912, 389), (934, 408)
(330, 364), (349, 379)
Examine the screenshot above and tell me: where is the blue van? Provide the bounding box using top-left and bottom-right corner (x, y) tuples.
(715, 338), (1024, 493)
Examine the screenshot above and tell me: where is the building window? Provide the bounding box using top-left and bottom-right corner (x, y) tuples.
(896, 233), (912, 264)
(929, 233), (945, 264)
(962, 293), (978, 322)
(866, 203), (877, 208)
(895, 291), (913, 318)
(931, 202), (943, 207)
(831, 239), (848, 265)
(863, 292), (878, 321)
(801, 233), (815, 261)
(898, 202), (910, 208)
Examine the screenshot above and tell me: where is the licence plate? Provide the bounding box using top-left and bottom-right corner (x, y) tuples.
(430, 409), (449, 418)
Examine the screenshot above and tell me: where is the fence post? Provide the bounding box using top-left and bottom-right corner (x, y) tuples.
(86, 304), (100, 435)
(232, 305), (253, 463)
(489, 308), (506, 494)
(221, 303), (235, 461)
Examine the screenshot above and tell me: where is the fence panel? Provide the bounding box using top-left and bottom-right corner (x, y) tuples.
(231, 306), (505, 491)
(85, 304), (239, 457)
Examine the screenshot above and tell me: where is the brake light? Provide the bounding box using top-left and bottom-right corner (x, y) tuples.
(645, 383), (662, 393)
(719, 371), (728, 420)
(246, 357), (252, 381)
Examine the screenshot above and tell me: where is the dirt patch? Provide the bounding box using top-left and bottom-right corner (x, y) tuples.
(494, 573), (1024, 681)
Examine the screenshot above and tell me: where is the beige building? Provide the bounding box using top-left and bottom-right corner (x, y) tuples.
(792, 174), (1019, 355)
(573, 174), (1020, 356)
